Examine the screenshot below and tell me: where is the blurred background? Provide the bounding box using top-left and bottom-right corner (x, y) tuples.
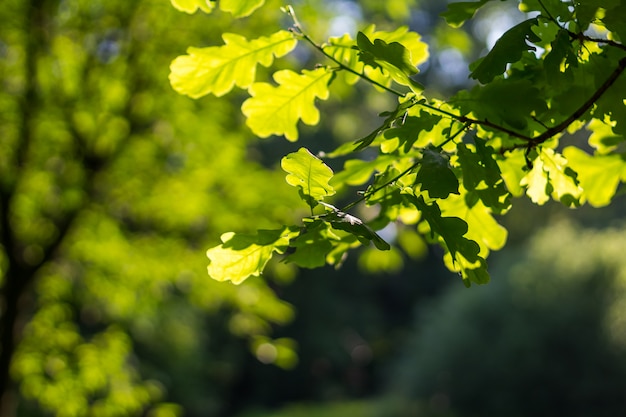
(2, 0), (626, 416)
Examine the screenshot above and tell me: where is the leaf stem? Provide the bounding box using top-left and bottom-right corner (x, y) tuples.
(285, 6), (407, 97)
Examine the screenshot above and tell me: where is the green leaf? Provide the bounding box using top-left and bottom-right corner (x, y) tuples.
(320, 203), (390, 251)
(331, 154), (398, 187)
(521, 154), (550, 205)
(439, 192), (508, 256)
(539, 148), (582, 206)
(382, 111), (442, 152)
(324, 33), (363, 85)
(520, 148), (583, 206)
(470, 18), (540, 83)
(441, 0), (489, 28)
(409, 195), (480, 263)
(356, 32), (423, 91)
(242, 68), (334, 141)
(456, 79), (547, 131)
(207, 227), (298, 284)
(587, 118), (623, 154)
(281, 148), (336, 208)
(414, 148), (459, 199)
(323, 26), (428, 89)
(563, 147), (626, 207)
(284, 221), (335, 268)
(456, 141), (510, 212)
(169, 31), (296, 98)
(170, 0), (215, 14)
(219, 0), (264, 18)
(361, 25), (429, 68)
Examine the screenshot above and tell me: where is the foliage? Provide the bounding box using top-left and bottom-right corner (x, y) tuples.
(170, 0), (626, 287)
(0, 0), (308, 415)
(386, 221), (626, 417)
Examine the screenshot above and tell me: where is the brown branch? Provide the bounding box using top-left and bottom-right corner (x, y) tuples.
(531, 55), (626, 145)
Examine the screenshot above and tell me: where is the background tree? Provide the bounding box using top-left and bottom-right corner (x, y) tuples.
(0, 0), (316, 415)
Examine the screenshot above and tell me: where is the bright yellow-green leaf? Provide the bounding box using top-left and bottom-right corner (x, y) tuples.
(520, 148), (582, 206)
(207, 228), (298, 284)
(563, 147), (626, 207)
(521, 154), (550, 205)
(281, 148), (335, 206)
(169, 30), (296, 98)
(242, 68), (333, 141)
(220, 0), (265, 18)
(587, 118), (622, 154)
(362, 25), (429, 67)
(539, 148), (582, 205)
(170, 0), (214, 14)
(323, 26), (428, 88)
(496, 150), (527, 197)
(439, 191), (507, 257)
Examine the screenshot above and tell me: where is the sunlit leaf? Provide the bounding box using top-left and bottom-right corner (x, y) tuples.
(520, 154), (550, 205)
(220, 0), (264, 18)
(169, 30), (296, 98)
(410, 195), (480, 263)
(563, 147), (626, 207)
(242, 68), (333, 141)
(170, 0), (215, 14)
(207, 228), (298, 284)
(439, 191), (508, 256)
(356, 32), (423, 91)
(319, 203), (390, 251)
(281, 148), (335, 207)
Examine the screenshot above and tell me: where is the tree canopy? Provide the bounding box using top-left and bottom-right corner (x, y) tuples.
(170, 0), (626, 287)
(2, 0), (626, 415)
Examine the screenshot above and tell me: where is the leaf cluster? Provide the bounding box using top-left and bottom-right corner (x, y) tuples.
(170, 0), (626, 287)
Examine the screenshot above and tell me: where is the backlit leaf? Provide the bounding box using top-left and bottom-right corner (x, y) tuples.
(207, 228), (298, 284)
(281, 148), (335, 207)
(170, 0), (215, 14)
(439, 191), (508, 256)
(169, 30), (296, 98)
(242, 68), (333, 141)
(409, 195), (480, 264)
(320, 203), (390, 250)
(284, 221), (335, 268)
(220, 0), (264, 18)
(563, 147), (626, 207)
(470, 18), (540, 83)
(520, 154), (550, 205)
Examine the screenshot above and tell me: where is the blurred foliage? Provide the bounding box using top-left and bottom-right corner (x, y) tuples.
(387, 220), (626, 417)
(0, 0), (323, 415)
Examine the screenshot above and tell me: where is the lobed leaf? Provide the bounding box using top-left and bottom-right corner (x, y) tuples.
(242, 68), (334, 141)
(563, 147), (626, 207)
(441, 0), (490, 28)
(356, 32), (423, 91)
(410, 195), (480, 263)
(207, 228), (299, 284)
(320, 203), (390, 251)
(220, 0), (265, 18)
(169, 30), (296, 98)
(414, 148), (459, 199)
(281, 148), (335, 208)
(170, 0), (215, 14)
(470, 18), (540, 83)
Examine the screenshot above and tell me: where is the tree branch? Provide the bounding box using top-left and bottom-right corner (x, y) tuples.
(531, 55), (626, 145)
